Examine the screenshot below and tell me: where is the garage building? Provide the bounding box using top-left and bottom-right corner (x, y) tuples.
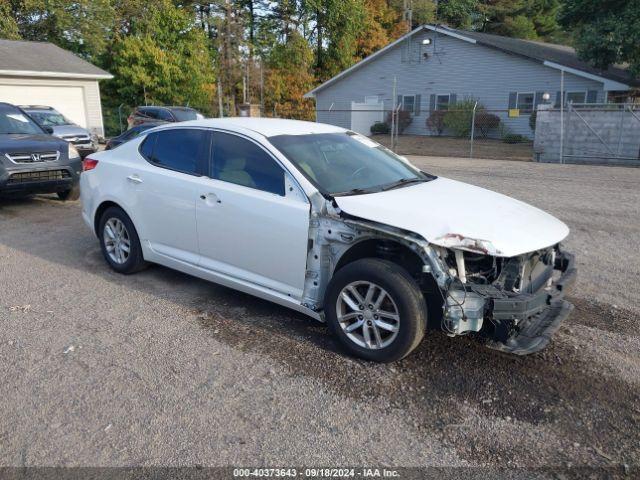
(0, 39), (112, 137)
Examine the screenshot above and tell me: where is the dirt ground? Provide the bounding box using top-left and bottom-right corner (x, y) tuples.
(372, 134), (534, 162)
(0, 157), (638, 476)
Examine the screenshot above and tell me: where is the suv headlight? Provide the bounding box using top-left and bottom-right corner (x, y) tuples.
(68, 143), (81, 159)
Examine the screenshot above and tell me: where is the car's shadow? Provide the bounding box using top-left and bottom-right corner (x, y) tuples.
(1, 197), (638, 466)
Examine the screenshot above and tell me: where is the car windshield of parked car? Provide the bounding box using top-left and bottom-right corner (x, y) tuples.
(0, 107), (45, 135)
(269, 132), (430, 195)
(28, 111), (71, 127)
(171, 109), (198, 122)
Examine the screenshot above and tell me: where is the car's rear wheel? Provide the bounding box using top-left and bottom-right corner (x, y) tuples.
(324, 258), (427, 363)
(57, 185), (80, 201)
(98, 206), (147, 274)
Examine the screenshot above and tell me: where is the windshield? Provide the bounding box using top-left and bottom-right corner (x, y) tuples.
(28, 111), (71, 127)
(0, 107), (45, 135)
(171, 109), (198, 122)
(269, 132), (430, 195)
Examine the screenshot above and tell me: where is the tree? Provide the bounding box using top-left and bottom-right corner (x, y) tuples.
(477, 0), (561, 40)
(0, 3), (21, 40)
(437, 0), (478, 29)
(8, 0), (115, 59)
(103, 1), (214, 115)
(561, 0), (640, 77)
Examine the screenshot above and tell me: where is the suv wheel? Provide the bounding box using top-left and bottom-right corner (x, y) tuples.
(98, 207), (147, 274)
(324, 258), (427, 363)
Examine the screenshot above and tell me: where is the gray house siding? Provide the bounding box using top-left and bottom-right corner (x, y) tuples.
(315, 31), (605, 138)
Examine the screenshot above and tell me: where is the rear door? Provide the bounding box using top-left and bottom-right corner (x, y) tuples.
(195, 131), (310, 298)
(132, 128), (210, 265)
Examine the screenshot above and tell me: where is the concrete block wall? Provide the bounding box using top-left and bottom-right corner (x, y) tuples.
(534, 105), (640, 165)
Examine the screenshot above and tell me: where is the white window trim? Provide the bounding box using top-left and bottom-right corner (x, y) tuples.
(402, 95), (416, 112)
(435, 93), (451, 111)
(516, 92), (535, 114)
(564, 90), (587, 105)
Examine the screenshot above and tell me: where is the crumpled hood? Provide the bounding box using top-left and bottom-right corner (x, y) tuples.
(334, 177), (569, 258)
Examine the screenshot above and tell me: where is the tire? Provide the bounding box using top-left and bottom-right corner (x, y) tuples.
(98, 206), (147, 274)
(57, 185), (80, 201)
(324, 258), (427, 363)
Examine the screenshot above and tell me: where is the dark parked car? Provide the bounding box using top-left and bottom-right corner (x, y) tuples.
(127, 106), (202, 129)
(0, 102), (82, 200)
(105, 123), (161, 150)
(21, 105), (96, 157)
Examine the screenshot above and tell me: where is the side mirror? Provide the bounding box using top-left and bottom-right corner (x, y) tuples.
(44, 126), (54, 134)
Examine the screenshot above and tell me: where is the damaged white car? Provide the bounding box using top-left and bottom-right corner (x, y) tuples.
(81, 118), (576, 362)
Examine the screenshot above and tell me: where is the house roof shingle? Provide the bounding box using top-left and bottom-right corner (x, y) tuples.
(0, 39), (112, 79)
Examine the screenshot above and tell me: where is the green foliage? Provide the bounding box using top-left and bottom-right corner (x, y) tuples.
(502, 133), (527, 143)
(442, 98), (480, 137)
(478, 0), (561, 40)
(102, 1), (214, 115)
(0, 3), (21, 40)
(438, 0), (478, 29)
(561, 0), (640, 76)
(370, 122), (390, 134)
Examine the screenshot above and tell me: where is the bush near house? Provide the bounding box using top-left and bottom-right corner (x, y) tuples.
(475, 112), (501, 138)
(370, 121), (390, 134)
(386, 110), (412, 134)
(426, 110), (447, 135)
(442, 99), (478, 137)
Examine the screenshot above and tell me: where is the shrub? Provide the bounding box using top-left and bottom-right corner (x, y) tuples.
(474, 112), (500, 138)
(426, 110), (446, 135)
(442, 98), (482, 138)
(370, 121), (390, 134)
(502, 133), (527, 143)
(386, 109), (412, 134)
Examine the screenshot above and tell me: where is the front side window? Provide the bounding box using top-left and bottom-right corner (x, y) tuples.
(269, 132), (430, 196)
(0, 106), (44, 135)
(436, 94), (450, 111)
(517, 92), (535, 113)
(140, 128), (206, 175)
(211, 132), (285, 196)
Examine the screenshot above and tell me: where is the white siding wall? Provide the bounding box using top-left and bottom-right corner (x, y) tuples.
(315, 31), (605, 137)
(0, 76), (106, 136)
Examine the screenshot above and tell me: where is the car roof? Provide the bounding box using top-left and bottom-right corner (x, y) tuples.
(148, 117), (347, 138)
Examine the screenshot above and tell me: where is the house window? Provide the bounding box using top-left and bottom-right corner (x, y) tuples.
(436, 94), (450, 111)
(517, 92), (535, 114)
(402, 95), (415, 112)
(566, 91), (586, 105)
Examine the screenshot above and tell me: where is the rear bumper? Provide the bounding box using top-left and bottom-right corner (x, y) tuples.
(484, 250), (577, 355)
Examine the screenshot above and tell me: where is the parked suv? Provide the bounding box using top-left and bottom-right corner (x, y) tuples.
(0, 103), (82, 200)
(21, 106), (96, 157)
(127, 106), (202, 129)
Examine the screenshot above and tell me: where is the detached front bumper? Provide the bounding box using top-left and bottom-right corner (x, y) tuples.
(484, 251), (577, 355)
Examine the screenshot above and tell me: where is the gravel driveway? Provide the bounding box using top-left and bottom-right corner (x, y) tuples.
(0, 157), (638, 474)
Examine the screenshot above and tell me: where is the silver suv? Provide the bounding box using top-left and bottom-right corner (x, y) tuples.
(21, 106), (96, 157)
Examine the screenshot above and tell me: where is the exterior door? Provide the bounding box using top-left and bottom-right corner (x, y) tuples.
(196, 131), (310, 298)
(132, 128), (209, 265)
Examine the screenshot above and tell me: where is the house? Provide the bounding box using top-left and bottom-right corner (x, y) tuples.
(0, 39), (112, 137)
(304, 25), (638, 138)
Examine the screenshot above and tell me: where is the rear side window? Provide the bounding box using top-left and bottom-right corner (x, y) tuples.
(156, 109), (174, 121)
(139, 129), (207, 176)
(211, 132), (285, 196)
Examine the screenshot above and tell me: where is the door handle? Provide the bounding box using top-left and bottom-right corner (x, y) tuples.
(200, 192), (221, 204)
(127, 175), (143, 184)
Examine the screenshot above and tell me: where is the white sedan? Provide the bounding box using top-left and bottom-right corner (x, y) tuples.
(80, 118), (576, 362)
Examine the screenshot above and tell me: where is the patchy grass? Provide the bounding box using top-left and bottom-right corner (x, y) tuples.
(371, 134), (534, 161)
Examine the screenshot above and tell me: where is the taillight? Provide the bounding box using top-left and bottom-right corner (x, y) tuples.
(83, 157), (99, 171)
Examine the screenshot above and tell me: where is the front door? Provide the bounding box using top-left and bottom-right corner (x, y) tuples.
(196, 131), (310, 298)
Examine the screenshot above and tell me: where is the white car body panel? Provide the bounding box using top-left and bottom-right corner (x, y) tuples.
(334, 177), (569, 258)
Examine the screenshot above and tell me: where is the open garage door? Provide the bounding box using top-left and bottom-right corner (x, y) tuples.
(0, 84), (87, 128)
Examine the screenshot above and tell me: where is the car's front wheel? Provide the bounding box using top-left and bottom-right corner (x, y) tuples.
(98, 206), (147, 274)
(324, 258), (427, 363)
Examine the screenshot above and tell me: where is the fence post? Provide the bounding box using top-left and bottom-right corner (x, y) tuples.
(560, 70), (564, 164)
(469, 100), (478, 159)
(391, 76), (397, 152)
(117, 103), (125, 134)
